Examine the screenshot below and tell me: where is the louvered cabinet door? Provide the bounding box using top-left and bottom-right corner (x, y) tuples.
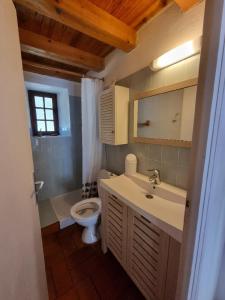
(127, 209), (170, 300)
(163, 237), (181, 300)
(105, 193), (127, 268)
(99, 187), (109, 254)
(99, 88), (115, 144)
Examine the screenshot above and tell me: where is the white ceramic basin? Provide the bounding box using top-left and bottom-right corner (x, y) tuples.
(129, 172), (186, 205)
(100, 173), (186, 242)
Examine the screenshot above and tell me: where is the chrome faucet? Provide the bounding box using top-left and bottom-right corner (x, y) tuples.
(148, 168), (161, 185)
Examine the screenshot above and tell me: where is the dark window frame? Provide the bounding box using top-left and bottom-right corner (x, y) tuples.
(28, 90), (59, 136)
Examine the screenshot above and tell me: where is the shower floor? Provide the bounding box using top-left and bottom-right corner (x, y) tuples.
(38, 189), (82, 229)
(38, 199), (58, 228)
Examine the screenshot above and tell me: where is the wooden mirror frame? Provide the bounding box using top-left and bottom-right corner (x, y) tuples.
(131, 78), (198, 148)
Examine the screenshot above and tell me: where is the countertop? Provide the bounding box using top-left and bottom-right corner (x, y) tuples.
(100, 174), (186, 242)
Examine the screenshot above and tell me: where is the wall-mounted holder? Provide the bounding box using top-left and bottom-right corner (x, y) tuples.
(172, 113), (180, 123)
(138, 120), (151, 127)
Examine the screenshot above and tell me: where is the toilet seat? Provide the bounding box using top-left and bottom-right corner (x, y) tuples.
(71, 198), (101, 223)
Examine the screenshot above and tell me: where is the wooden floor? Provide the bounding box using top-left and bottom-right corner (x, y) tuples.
(42, 223), (145, 300)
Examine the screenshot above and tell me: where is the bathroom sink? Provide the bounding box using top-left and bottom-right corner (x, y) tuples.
(100, 173), (186, 242)
(129, 172), (186, 205)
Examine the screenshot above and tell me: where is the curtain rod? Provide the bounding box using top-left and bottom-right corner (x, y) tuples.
(82, 74), (104, 81)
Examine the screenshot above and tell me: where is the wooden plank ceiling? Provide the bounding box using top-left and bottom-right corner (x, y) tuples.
(14, 0), (200, 82)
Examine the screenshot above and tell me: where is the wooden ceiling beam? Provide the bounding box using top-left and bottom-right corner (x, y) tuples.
(14, 0), (136, 52)
(22, 59), (82, 81)
(19, 28), (104, 71)
(130, 0), (170, 28)
(174, 0), (201, 11)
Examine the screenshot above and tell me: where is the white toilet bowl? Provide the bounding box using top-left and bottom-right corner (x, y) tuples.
(70, 197), (101, 244)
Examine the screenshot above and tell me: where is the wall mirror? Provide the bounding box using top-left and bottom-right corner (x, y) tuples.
(131, 78), (198, 148)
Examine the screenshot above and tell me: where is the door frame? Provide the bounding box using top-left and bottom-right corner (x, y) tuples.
(176, 0), (225, 299)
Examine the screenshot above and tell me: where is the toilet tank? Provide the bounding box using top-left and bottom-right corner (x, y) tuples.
(97, 169), (116, 193)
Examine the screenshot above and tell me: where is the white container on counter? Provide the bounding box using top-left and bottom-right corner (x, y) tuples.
(125, 154), (137, 176)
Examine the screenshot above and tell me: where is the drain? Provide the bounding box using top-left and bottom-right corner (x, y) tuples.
(145, 194), (154, 199)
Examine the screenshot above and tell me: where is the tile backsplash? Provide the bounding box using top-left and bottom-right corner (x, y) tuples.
(104, 143), (190, 190)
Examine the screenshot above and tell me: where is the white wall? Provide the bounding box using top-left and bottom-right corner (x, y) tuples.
(24, 71), (81, 97)
(89, 1), (205, 86)
(144, 55), (200, 90)
(0, 1), (48, 299)
(119, 54), (200, 92)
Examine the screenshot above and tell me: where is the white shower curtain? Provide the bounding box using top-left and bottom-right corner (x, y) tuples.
(81, 78), (103, 198)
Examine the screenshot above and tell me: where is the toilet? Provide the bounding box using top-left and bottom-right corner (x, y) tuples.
(71, 170), (114, 244)
(71, 197), (101, 244)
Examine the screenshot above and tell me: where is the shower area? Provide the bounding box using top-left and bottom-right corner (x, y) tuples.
(25, 78), (82, 229)
(25, 76), (103, 230)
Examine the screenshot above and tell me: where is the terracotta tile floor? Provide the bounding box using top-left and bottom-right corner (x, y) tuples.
(42, 223), (145, 300)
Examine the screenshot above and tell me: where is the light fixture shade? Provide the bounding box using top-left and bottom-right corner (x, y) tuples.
(150, 36), (202, 71)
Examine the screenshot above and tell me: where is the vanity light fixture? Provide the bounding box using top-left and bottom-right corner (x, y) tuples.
(150, 36), (202, 71)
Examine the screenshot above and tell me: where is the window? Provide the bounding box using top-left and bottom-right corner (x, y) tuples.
(28, 91), (59, 136)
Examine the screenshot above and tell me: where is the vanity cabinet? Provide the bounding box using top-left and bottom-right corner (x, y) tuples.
(102, 192), (128, 267)
(100, 188), (181, 300)
(127, 209), (170, 300)
(99, 85), (129, 145)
